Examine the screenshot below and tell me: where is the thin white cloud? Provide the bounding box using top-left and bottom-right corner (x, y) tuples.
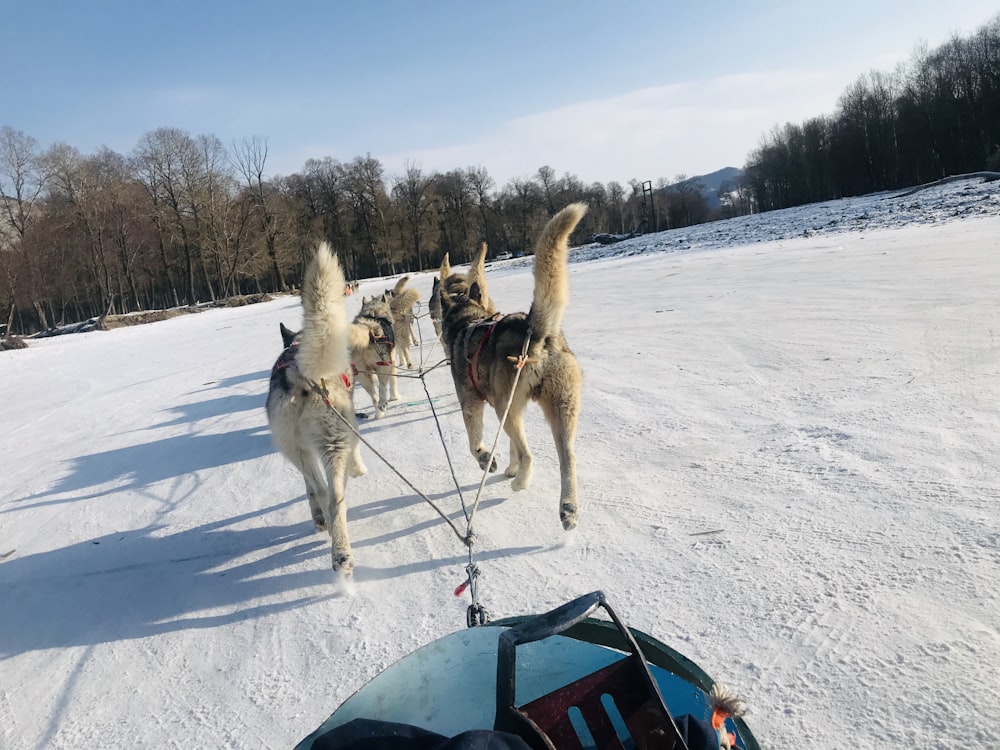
(376, 69), (849, 186)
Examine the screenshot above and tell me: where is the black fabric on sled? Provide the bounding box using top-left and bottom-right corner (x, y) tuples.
(306, 715), (725, 750)
(674, 714), (721, 750)
(308, 719), (532, 750)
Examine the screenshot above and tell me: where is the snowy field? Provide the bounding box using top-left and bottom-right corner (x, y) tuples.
(2, 178), (999, 749)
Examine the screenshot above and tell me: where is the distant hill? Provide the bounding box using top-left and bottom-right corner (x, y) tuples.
(671, 167), (743, 210)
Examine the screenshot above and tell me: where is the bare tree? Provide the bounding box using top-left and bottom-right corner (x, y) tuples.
(466, 166), (496, 262)
(536, 165), (558, 213)
(500, 177), (545, 255)
(606, 181), (626, 233)
(294, 157), (356, 278)
(431, 168), (477, 263)
(343, 155), (391, 276)
(232, 135), (287, 291)
(391, 161), (435, 271)
(0, 127), (50, 331)
(132, 128), (199, 304)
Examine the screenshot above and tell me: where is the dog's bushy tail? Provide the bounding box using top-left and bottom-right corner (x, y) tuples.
(389, 287), (420, 317)
(529, 203), (587, 339)
(297, 243), (350, 383)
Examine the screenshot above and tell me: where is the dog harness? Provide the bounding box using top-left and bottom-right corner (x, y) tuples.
(272, 343), (351, 391)
(463, 313), (505, 402)
(368, 316), (395, 367)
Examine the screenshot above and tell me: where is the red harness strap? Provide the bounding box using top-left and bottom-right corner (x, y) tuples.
(465, 314), (505, 402)
(275, 344), (350, 391)
(368, 329), (394, 367)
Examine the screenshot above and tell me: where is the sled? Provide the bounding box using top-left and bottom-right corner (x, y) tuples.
(294, 591), (760, 750)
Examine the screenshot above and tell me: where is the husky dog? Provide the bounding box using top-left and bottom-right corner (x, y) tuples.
(438, 204), (586, 531)
(266, 243), (367, 575)
(348, 292), (400, 418)
(428, 275), (443, 343)
(386, 276), (421, 368)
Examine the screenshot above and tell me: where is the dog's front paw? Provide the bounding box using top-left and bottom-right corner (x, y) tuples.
(560, 502), (578, 530)
(477, 452), (497, 472)
(312, 514), (327, 532)
(350, 461), (368, 478)
(332, 550), (354, 575)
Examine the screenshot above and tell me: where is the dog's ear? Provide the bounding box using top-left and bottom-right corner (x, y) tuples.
(279, 322), (298, 348)
(464, 242), (487, 284)
(439, 253), (451, 280)
(465, 242), (492, 311)
(392, 276), (409, 295)
(469, 281), (483, 304)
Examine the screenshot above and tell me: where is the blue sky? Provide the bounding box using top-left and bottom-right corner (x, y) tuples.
(3, 1), (997, 187)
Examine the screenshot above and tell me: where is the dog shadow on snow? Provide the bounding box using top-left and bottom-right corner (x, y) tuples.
(150, 391), (266, 429)
(0, 499), (338, 656)
(11, 426), (275, 510)
(0, 491), (543, 656)
(0, 368), (544, 655)
(10, 368), (276, 510)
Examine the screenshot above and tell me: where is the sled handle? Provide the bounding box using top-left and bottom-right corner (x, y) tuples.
(499, 591), (607, 646)
(495, 591), (680, 749)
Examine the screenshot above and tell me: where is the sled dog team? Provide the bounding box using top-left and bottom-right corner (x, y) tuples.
(266, 204), (586, 577)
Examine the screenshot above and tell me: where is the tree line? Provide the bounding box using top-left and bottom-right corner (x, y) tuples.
(743, 14), (1000, 210)
(1, 126), (731, 336)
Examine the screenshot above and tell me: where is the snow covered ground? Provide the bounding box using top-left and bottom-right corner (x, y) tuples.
(2, 177), (999, 749)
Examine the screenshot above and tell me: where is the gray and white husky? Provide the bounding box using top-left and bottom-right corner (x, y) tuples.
(438, 203), (586, 531)
(266, 243), (367, 576)
(348, 292), (400, 418)
(385, 276), (421, 369)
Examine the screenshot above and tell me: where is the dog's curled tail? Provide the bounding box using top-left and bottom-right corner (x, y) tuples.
(296, 243), (350, 382)
(392, 275), (410, 295)
(529, 202), (587, 339)
(390, 287), (420, 316)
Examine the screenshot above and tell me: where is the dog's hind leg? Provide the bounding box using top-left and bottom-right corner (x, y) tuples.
(323, 449), (354, 575)
(499, 407), (533, 491)
(357, 371), (379, 413)
(388, 360), (400, 400)
(461, 397), (497, 472)
(539, 382), (581, 531)
(349, 442), (367, 478)
(298, 451), (330, 531)
(396, 331), (413, 368)
(374, 364), (396, 417)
